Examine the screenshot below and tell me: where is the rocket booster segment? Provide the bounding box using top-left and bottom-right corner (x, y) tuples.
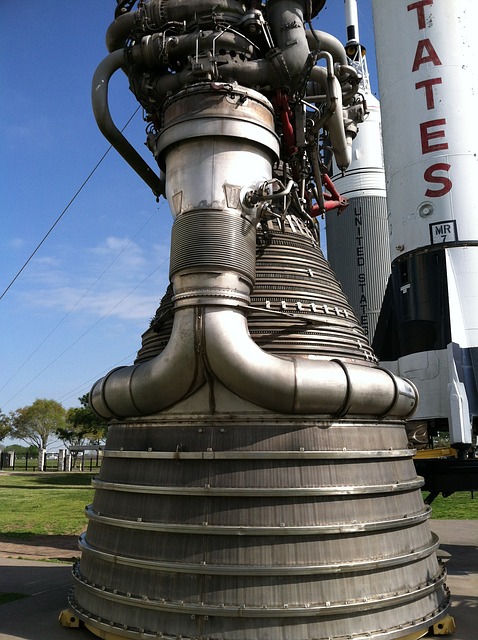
(372, 0), (478, 443)
(372, 0), (478, 258)
(326, 0), (389, 341)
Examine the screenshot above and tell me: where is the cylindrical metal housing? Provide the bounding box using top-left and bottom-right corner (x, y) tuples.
(371, 0), (478, 440)
(73, 216), (448, 640)
(72, 416), (448, 640)
(156, 84), (279, 217)
(327, 94), (390, 341)
(372, 0), (478, 260)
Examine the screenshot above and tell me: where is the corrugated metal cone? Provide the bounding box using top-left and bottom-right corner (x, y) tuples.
(70, 212), (450, 639)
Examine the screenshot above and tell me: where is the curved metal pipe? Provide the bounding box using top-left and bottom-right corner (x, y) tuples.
(91, 298), (417, 420)
(267, 0), (311, 87)
(91, 49), (164, 197)
(129, 30), (255, 68)
(203, 307), (418, 418)
(309, 65), (352, 170)
(306, 29), (359, 103)
(105, 11), (136, 52)
(88, 79), (411, 420)
(144, 0), (247, 26)
(90, 307), (205, 419)
(124, 1), (351, 107)
(305, 29), (348, 66)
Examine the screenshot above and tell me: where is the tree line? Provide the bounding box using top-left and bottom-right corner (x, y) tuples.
(0, 395), (108, 452)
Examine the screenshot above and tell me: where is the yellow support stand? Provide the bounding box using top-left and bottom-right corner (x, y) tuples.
(430, 615), (456, 635)
(58, 609), (81, 628)
(57, 615), (457, 639)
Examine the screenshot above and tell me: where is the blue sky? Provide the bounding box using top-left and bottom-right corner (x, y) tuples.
(0, 0), (376, 426)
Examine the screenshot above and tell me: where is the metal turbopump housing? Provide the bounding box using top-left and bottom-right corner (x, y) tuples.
(71, 1), (451, 639)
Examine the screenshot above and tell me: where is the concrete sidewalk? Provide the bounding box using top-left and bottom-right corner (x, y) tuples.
(0, 520), (476, 640)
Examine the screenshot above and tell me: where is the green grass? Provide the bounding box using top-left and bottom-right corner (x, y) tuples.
(0, 472), (94, 536)
(0, 472), (475, 539)
(425, 491), (478, 519)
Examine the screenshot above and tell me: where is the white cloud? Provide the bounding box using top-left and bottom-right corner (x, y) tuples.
(16, 235), (170, 322)
(8, 238), (26, 249)
(91, 236), (134, 254)
(89, 236), (149, 269)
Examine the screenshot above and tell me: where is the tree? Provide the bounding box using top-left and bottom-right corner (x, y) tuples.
(10, 399), (66, 450)
(57, 394), (108, 450)
(0, 409), (11, 443)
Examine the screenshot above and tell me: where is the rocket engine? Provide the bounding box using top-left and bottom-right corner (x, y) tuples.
(70, 1), (450, 638)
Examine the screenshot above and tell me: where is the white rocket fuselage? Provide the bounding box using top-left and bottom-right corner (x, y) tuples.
(326, 0), (390, 340)
(371, 0), (478, 443)
(327, 94), (390, 340)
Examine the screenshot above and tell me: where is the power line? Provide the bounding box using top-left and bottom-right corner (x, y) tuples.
(55, 352), (138, 405)
(0, 206), (162, 396)
(1, 259), (168, 409)
(0, 107), (141, 302)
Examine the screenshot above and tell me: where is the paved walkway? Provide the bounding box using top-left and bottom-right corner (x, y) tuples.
(0, 520), (476, 640)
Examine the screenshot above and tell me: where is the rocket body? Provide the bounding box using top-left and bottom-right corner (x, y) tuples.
(372, 0), (478, 443)
(327, 93), (390, 340)
(326, 1), (390, 340)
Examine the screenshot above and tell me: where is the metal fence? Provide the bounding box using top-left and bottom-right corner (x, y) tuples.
(0, 448), (103, 472)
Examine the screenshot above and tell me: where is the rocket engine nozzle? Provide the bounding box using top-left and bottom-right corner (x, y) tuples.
(71, 3), (451, 639)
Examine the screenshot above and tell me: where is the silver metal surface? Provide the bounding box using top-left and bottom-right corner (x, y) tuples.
(75, 1), (451, 638)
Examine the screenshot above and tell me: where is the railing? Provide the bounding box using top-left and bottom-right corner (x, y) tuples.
(0, 450), (103, 472)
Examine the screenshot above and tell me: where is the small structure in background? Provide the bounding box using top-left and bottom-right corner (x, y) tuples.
(0, 446), (103, 472)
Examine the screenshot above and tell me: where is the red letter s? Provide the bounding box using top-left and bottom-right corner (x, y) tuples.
(424, 163), (452, 197)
